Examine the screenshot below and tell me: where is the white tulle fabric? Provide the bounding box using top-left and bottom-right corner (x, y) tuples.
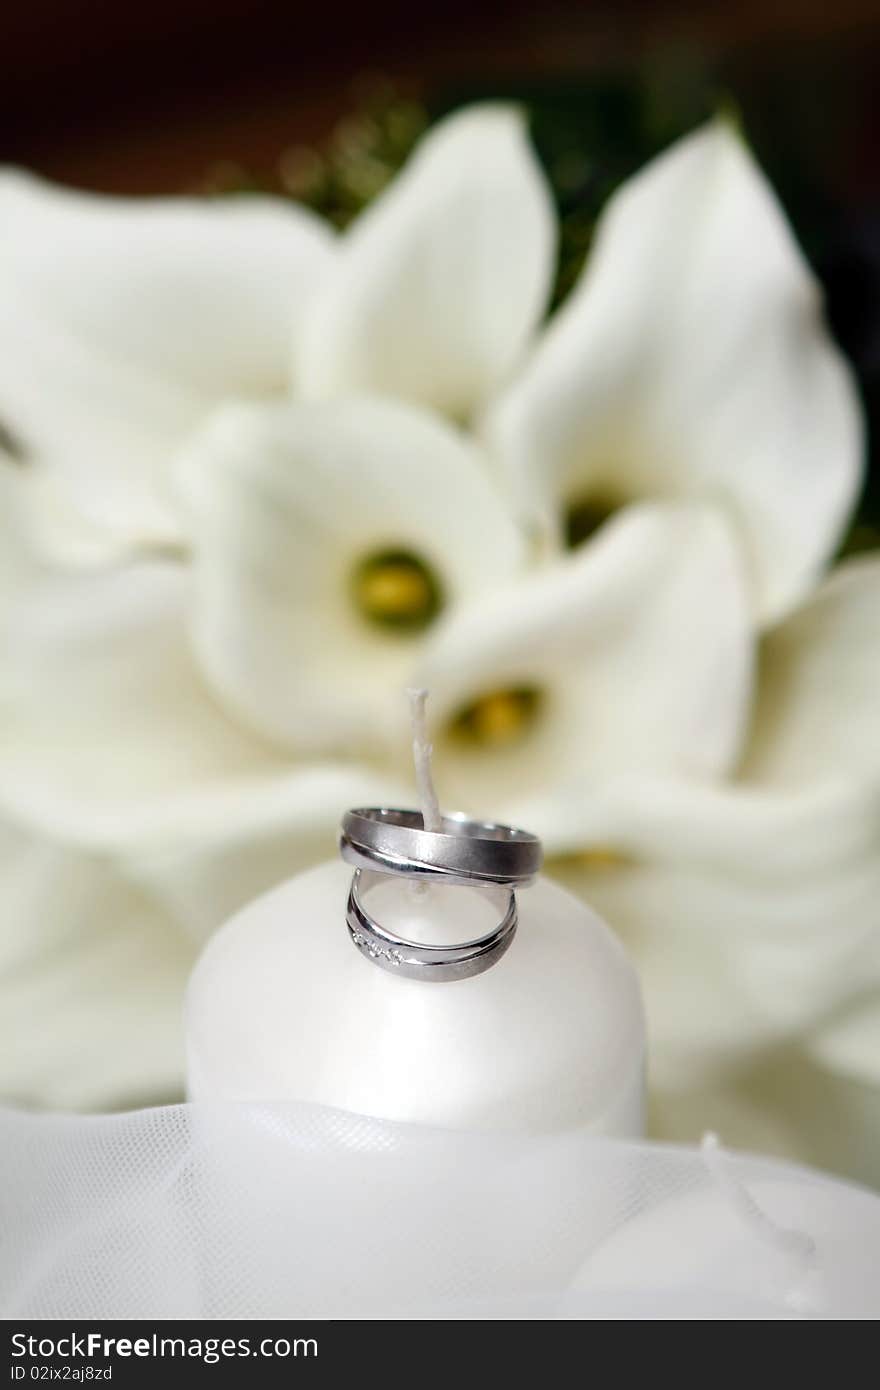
(3, 1102), (879, 1320)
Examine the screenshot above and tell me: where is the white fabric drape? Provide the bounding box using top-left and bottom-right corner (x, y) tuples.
(3, 1101), (879, 1319)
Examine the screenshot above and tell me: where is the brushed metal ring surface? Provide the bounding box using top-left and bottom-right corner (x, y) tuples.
(340, 807), (542, 887)
(346, 870), (517, 982)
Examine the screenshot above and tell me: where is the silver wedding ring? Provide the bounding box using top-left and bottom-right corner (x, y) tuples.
(339, 807), (542, 983)
(340, 808), (541, 886)
(346, 870), (517, 982)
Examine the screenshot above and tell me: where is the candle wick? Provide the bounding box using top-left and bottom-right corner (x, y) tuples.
(407, 688), (443, 832)
(700, 1132), (818, 1306)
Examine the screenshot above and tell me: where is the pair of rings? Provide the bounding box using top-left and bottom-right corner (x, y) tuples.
(340, 808), (542, 983)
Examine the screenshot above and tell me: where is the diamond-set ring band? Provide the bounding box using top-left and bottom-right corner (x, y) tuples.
(346, 869), (518, 982)
(338, 807), (542, 983)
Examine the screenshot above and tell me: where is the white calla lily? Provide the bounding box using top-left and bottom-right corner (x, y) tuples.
(552, 557), (880, 1169)
(0, 553), (408, 928)
(299, 104), (556, 417)
(0, 171), (334, 547)
(178, 396), (526, 755)
(488, 120), (864, 623)
(417, 502), (752, 827)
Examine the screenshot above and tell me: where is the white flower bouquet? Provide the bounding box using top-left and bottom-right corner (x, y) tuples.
(0, 94), (877, 1190)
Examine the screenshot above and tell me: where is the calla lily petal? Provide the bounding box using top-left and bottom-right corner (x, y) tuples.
(419, 502), (752, 823)
(552, 777), (880, 1179)
(0, 550), (408, 1107)
(0, 760), (408, 1109)
(121, 762), (412, 938)
(0, 559), (281, 816)
(179, 397), (526, 755)
(299, 104), (556, 418)
(0, 818), (196, 1111)
(741, 556), (880, 785)
(489, 120), (863, 622)
(0, 555), (405, 902)
(810, 994), (880, 1090)
(0, 171), (334, 546)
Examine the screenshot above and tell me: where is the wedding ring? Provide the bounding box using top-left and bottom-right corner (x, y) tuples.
(339, 806), (541, 982)
(346, 869), (517, 982)
(340, 807), (542, 887)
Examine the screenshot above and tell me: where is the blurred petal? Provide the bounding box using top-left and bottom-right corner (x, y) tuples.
(0, 557), (406, 930)
(803, 998), (880, 1183)
(559, 779), (880, 1032)
(536, 549), (880, 1176)
(647, 1038), (880, 1189)
(490, 120), (863, 622)
(122, 762), (411, 938)
(0, 559), (280, 820)
(0, 550), (404, 1108)
(741, 556), (880, 785)
(0, 818), (195, 1110)
(0, 553), (403, 845)
(809, 993), (880, 1091)
(300, 104), (556, 417)
(0, 171), (334, 544)
(553, 778), (880, 1174)
(0, 463), (143, 571)
(420, 502), (752, 825)
(179, 397), (526, 755)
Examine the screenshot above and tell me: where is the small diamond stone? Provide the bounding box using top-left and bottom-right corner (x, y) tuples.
(352, 930), (404, 965)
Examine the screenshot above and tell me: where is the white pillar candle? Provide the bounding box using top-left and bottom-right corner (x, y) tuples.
(186, 861), (646, 1136)
(188, 688), (645, 1135)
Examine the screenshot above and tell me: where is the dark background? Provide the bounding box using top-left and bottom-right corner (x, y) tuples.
(3, 0), (877, 196)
